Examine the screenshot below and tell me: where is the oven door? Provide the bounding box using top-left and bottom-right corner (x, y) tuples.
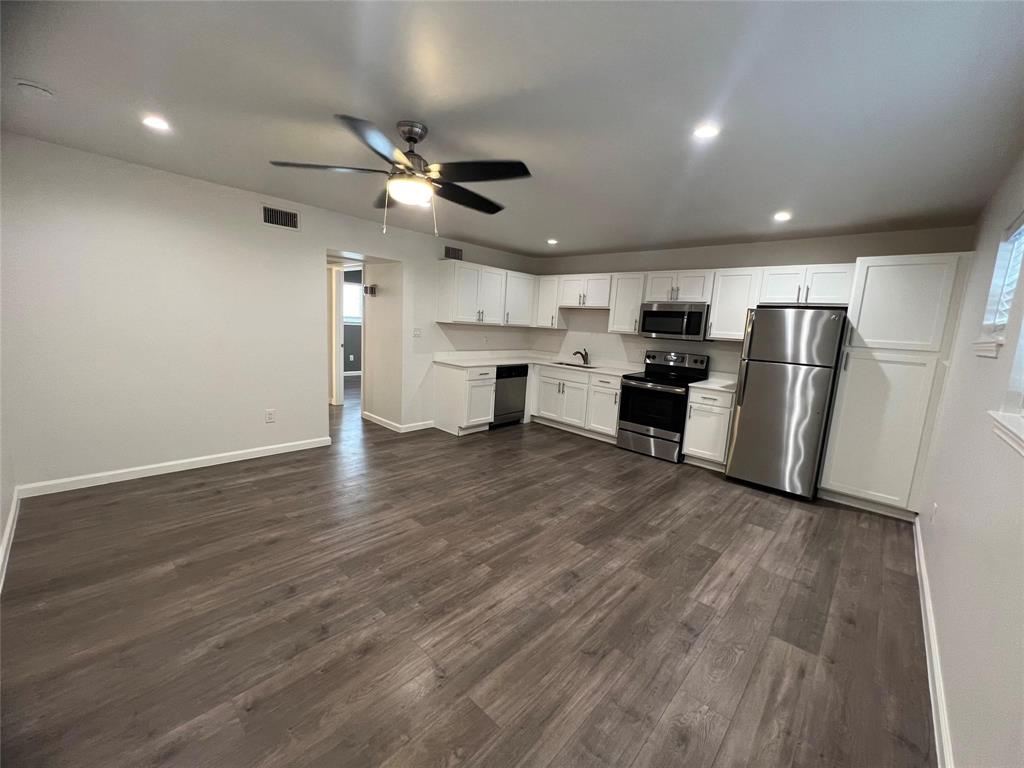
(617, 380), (689, 440)
(639, 303), (707, 340)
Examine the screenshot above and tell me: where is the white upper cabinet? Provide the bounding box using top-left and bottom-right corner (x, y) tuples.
(708, 268), (762, 340)
(558, 276), (586, 307)
(534, 276), (562, 328)
(559, 274), (611, 308)
(804, 264), (854, 304)
(759, 264), (854, 305)
(504, 271), (535, 326)
(760, 266), (807, 304)
(608, 273), (646, 334)
(847, 254), (958, 351)
(643, 270), (713, 302)
(478, 266), (506, 324)
(821, 349), (937, 508)
(452, 261), (482, 323)
(583, 275), (611, 308)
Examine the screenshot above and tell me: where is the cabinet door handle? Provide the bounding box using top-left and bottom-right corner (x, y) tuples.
(805, 284), (809, 302)
(796, 285), (801, 302)
(699, 395), (716, 401)
(505, 311), (509, 323)
(551, 314), (554, 326)
(614, 392), (618, 405)
(633, 318), (638, 332)
(842, 352), (849, 372)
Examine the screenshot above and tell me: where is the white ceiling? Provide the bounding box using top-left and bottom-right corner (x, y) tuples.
(3, 2), (1023, 256)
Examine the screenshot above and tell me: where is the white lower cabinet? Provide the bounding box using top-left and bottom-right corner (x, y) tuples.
(433, 364), (496, 435)
(820, 349), (937, 509)
(682, 402), (731, 463)
(586, 386), (619, 436)
(536, 375), (586, 426)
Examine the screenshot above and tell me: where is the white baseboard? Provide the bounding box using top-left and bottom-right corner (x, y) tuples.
(818, 489), (916, 522)
(530, 417), (617, 445)
(1, 437), (332, 591)
(14, 437), (332, 500)
(0, 490), (22, 593)
(684, 455), (726, 473)
(915, 520), (954, 768)
(361, 411), (434, 433)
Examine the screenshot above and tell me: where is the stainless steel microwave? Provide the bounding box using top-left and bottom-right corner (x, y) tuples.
(639, 302), (708, 341)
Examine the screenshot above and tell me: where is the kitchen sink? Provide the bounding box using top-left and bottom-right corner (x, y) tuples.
(552, 362), (597, 369)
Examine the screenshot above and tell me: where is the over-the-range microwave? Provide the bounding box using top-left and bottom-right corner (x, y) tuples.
(638, 302), (708, 341)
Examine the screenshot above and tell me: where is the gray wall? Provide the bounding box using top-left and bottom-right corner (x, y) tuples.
(522, 225), (976, 274)
(918, 152), (1023, 767)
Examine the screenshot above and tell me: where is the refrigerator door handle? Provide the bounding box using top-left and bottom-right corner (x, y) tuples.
(739, 309), (755, 360)
(735, 360), (749, 407)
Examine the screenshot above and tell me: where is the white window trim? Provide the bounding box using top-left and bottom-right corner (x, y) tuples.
(988, 410), (1024, 457)
(975, 210), (1024, 358)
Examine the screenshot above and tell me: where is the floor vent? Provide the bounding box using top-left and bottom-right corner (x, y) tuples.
(261, 204), (300, 230)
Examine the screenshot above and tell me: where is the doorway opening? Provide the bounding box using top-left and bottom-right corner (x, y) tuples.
(327, 260), (364, 412)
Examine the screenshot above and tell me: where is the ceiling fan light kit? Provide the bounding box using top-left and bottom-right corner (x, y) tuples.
(270, 114), (530, 238)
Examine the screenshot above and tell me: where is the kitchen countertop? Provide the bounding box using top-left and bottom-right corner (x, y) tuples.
(689, 373), (737, 393)
(433, 355), (641, 378)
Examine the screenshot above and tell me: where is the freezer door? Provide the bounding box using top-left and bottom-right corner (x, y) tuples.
(726, 360), (834, 497)
(743, 307), (846, 366)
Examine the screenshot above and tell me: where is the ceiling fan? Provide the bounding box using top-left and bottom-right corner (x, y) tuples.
(270, 115), (530, 229)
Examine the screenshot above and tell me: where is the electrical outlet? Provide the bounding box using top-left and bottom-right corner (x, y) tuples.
(265, 409), (276, 424)
(412, 327), (422, 338)
(348, 354), (354, 362)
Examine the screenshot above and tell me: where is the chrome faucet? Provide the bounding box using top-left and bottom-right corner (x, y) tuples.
(573, 348), (590, 365)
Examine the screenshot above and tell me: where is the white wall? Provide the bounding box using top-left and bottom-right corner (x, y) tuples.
(918, 150), (1024, 767)
(362, 261), (403, 425)
(0, 134), (529, 529)
(524, 225), (976, 275)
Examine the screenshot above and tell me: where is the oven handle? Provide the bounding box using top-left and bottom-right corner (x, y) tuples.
(621, 379), (689, 395)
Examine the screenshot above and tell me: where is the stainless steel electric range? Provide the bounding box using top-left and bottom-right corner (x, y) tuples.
(616, 350), (709, 462)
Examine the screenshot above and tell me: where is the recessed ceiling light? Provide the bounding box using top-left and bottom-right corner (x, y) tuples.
(692, 121), (721, 140)
(773, 210), (793, 222)
(142, 114), (172, 133)
(547, 239), (558, 245)
(15, 80), (55, 99)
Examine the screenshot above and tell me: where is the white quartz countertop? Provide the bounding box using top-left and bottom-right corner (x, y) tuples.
(433, 355), (641, 378)
(689, 373), (738, 393)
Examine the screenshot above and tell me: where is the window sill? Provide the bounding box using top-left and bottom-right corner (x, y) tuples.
(989, 410), (1024, 457)
(973, 335), (1004, 358)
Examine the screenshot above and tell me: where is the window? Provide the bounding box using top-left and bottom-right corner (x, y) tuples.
(342, 281), (363, 324)
(982, 219), (1024, 337)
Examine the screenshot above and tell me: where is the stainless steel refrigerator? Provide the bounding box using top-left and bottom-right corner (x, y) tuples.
(725, 306), (847, 499)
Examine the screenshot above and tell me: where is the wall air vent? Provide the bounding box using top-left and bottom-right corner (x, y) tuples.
(443, 246), (463, 261)
(261, 204), (300, 230)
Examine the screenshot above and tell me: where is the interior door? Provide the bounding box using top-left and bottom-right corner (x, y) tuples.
(478, 266), (507, 324)
(847, 254), (958, 351)
(644, 272), (677, 302)
(505, 272), (535, 326)
(608, 273), (645, 333)
(583, 275), (611, 307)
(454, 262), (481, 323)
(562, 381), (589, 426)
(676, 270), (714, 302)
(759, 266), (807, 304)
(535, 276), (559, 327)
(804, 264), (854, 304)
(726, 360), (834, 497)
(821, 349), (937, 508)
(537, 377), (563, 420)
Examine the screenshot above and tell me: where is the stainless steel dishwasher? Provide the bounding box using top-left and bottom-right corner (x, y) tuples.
(491, 365), (529, 427)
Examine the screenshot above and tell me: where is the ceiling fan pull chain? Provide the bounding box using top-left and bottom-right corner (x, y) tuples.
(431, 195), (439, 237)
(381, 184), (390, 234)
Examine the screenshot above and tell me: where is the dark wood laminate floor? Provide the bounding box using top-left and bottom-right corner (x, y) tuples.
(2, 376), (935, 768)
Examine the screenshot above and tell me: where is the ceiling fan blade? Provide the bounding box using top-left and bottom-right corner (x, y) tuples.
(426, 160), (531, 182)
(372, 189), (398, 209)
(335, 115), (412, 169)
(270, 161), (387, 174)
(433, 181), (504, 214)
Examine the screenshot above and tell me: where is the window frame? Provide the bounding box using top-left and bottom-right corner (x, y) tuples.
(975, 210), (1024, 359)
